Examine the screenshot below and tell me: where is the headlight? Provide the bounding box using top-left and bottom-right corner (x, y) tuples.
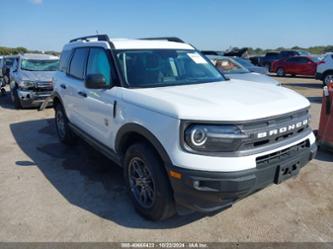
(183, 124), (248, 153)
(18, 80), (35, 89)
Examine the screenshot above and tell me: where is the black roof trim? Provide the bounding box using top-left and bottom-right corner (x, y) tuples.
(140, 37), (185, 43)
(70, 34), (110, 43)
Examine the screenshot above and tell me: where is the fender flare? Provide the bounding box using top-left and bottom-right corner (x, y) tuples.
(115, 123), (172, 166)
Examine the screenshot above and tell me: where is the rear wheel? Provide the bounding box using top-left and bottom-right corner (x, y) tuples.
(276, 67), (285, 77)
(124, 143), (175, 221)
(55, 104), (76, 145)
(323, 73), (333, 86)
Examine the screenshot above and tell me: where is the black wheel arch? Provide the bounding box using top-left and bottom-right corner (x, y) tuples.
(322, 70), (333, 80)
(115, 123), (173, 167)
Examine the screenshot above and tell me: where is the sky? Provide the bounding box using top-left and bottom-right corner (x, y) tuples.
(1, 0), (333, 52)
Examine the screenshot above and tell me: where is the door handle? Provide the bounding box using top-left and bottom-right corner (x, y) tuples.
(78, 91), (87, 98)
(60, 84), (67, 89)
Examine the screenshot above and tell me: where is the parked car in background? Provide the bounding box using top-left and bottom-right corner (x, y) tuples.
(260, 51), (281, 70)
(208, 55), (280, 85)
(280, 50), (311, 58)
(271, 56), (320, 77)
(255, 50), (312, 71)
(233, 57), (268, 74)
(2, 55), (19, 85)
(316, 52), (333, 85)
(10, 53), (59, 108)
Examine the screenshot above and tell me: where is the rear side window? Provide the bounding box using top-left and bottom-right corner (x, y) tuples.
(86, 48), (112, 86)
(59, 50), (72, 72)
(298, 57), (309, 64)
(69, 48), (89, 79)
(287, 57), (299, 63)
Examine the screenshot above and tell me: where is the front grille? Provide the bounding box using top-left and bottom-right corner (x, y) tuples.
(256, 140), (310, 168)
(34, 81), (53, 92)
(237, 109), (310, 151)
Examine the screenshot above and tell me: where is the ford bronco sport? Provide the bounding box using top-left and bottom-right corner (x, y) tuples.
(51, 34), (317, 221)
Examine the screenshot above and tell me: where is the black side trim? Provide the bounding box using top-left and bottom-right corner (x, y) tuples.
(68, 123), (121, 166)
(115, 123), (172, 166)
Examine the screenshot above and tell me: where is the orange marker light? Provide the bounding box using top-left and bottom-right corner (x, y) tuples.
(169, 170), (182, 180)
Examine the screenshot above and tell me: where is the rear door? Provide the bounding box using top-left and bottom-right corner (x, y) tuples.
(285, 57), (298, 74)
(65, 47), (89, 128)
(298, 57), (316, 75)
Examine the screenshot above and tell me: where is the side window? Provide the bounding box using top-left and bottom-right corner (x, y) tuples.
(69, 48), (89, 79)
(298, 57), (309, 64)
(59, 50), (72, 72)
(86, 48), (112, 86)
(287, 57), (295, 63)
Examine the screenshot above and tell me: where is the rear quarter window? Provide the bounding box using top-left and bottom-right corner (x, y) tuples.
(59, 50), (72, 72)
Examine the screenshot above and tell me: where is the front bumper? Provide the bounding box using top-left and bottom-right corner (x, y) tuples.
(17, 89), (53, 107)
(169, 141), (317, 214)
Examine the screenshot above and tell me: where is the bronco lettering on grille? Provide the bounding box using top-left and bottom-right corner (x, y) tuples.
(257, 119), (308, 139)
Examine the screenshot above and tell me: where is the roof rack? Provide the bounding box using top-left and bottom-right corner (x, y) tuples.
(70, 34), (110, 43)
(140, 37), (185, 43)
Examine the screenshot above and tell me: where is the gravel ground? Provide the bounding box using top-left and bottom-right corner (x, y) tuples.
(0, 76), (332, 242)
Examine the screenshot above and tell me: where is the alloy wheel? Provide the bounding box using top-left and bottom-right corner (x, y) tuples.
(128, 157), (156, 209)
(324, 74), (333, 85)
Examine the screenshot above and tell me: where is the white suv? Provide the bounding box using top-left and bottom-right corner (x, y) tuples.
(316, 52), (333, 85)
(52, 35), (317, 220)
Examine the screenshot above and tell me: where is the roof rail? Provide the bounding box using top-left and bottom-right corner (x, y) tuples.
(140, 37), (185, 43)
(70, 34), (110, 43)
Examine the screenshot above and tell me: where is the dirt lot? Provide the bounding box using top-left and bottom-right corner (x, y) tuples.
(0, 76), (332, 242)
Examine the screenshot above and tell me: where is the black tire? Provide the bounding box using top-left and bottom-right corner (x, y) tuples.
(11, 86), (22, 109)
(55, 103), (76, 145)
(4, 75), (9, 85)
(264, 63), (271, 72)
(276, 67), (285, 77)
(124, 142), (175, 221)
(323, 73), (333, 86)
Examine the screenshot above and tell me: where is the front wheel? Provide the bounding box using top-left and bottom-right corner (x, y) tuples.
(124, 143), (175, 221)
(11, 86), (22, 109)
(276, 67), (285, 77)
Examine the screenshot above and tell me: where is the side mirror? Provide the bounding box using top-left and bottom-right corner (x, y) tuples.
(85, 74), (106, 89)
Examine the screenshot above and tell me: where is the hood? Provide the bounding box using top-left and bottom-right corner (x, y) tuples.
(16, 70), (55, 82)
(248, 66), (268, 74)
(226, 72), (280, 85)
(121, 80), (310, 121)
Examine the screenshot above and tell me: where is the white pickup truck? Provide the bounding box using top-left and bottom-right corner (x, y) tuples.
(51, 35), (317, 221)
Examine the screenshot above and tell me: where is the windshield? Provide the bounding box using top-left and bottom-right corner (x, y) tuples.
(298, 50), (310, 55)
(311, 57), (321, 63)
(116, 49), (224, 87)
(208, 56), (249, 74)
(233, 57), (254, 68)
(21, 59), (59, 71)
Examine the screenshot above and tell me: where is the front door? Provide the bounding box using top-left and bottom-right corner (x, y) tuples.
(80, 47), (118, 147)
